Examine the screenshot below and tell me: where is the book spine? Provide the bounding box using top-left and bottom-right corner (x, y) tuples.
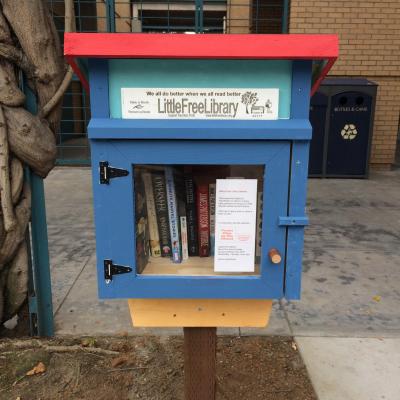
(184, 175), (199, 256)
(209, 183), (216, 256)
(165, 167), (181, 263)
(197, 184), (210, 257)
(142, 172), (161, 257)
(152, 172), (172, 257)
(135, 172), (150, 274)
(180, 216), (189, 261)
(255, 191), (263, 264)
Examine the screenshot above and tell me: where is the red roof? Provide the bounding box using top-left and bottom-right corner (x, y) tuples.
(65, 33), (338, 60)
(64, 33), (338, 95)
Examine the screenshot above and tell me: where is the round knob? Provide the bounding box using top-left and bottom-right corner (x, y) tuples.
(268, 248), (282, 264)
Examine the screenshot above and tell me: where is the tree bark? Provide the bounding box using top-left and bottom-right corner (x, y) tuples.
(4, 241), (28, 319)
(4, 106), (57, 177)
(0, 105), (16, 232)
(0, 8), (29, 103)
(0, 182), (31, 269)
(0, 60), (26, 106)
(10, 157), (23, 205)
(1, 0), (64, 132)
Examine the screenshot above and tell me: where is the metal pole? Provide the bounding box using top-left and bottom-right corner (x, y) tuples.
(29, 171), (54, 336)
(106, 0), (116, 32)
(184, 327), (217, 400)
(23, 79), (54, 337)
(195, 0), (204, 33)
(282, 0), (290, 33)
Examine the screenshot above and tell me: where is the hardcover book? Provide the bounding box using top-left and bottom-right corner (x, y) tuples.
(184, 174), (199, 256)
(152, 171), (172, 258)
(135, 172), (150, 273)
(142, 172), (161, 257)
(209, 183), (216, 256)
(165, 166), (182, 263)
(176, 172), (189, 261)
(197, 183), (210, 257)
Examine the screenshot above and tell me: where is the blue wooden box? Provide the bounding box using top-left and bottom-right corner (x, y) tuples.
(65, 33), (338, 302)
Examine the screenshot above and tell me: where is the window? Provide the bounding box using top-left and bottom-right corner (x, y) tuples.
(134, 164), (264, 276)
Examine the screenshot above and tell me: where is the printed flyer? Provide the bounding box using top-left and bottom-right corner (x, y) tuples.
(214, 179), (258, 272)
(121, 88), (279, 120)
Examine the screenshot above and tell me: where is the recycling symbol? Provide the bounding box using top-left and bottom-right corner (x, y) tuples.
(341, 124), (358, 140)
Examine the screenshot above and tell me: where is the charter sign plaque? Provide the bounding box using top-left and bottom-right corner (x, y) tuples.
(121, 88), (279, 120)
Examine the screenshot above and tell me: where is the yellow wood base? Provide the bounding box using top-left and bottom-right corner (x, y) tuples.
(127, 299), (273, 327)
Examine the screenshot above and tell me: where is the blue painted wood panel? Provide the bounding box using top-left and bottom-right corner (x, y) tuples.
(108, 59), (292, 119)
(284, 61), (312, 300)
(88, 59), (109, 118)
(88, 118), (312, 140)
(91, 140), (290, 299)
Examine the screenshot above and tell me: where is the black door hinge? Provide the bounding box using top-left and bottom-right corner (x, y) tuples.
(104, 259), (132, 283)
(99, 161), (129, 184)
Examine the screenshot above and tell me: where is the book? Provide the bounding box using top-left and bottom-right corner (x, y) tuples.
(180, 216), (189, 261)
(184, 174), (199, 256)
(209, 183), (216, 256)
(175, 172), (189, 261)
(165, 166), (181, 263)
(135, 172), (150, 273)
(152, 171), (172, 257)
(142, 172), (161, 257)
(255, 191), (263, 264)
(197, 183), (210, 257)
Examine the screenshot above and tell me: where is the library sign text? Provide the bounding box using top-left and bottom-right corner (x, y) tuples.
(121, 88), (279, 120)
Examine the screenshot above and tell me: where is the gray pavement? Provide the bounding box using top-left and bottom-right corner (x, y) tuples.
(44, 167), (400, 399)
(45, 167), (400, 337)
(297, 337), (400, 400)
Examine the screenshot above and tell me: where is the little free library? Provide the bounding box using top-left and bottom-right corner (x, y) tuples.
(65, 33), (338, 328)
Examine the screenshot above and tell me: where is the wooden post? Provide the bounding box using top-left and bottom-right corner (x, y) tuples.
(184, 327), (217, 400)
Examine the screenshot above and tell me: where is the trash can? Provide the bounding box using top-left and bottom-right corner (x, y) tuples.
(309, 92), (328, 176)
(309, 78), (377, 178)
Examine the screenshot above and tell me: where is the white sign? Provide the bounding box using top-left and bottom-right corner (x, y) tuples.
(214, 179), (258, 272)
(121, 88), (279, 120)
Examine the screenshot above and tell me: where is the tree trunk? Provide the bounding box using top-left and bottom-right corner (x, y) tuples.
(0, 0), (69, 327)
(1, 0), (64, 132)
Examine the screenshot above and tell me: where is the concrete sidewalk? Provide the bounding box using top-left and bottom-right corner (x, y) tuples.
(297, 336), (400, 400)
(44, 167), (400, 399)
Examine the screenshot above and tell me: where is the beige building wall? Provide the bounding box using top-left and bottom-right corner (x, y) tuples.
(97, 0), (132, 33)
(290, 0), (400, 169)
(226, 0), (251, 33)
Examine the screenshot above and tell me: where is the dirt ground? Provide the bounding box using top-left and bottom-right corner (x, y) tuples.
(0, 335), (316, 400)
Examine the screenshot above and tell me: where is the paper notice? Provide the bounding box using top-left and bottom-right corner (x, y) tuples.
(214, 179), (258, 272)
